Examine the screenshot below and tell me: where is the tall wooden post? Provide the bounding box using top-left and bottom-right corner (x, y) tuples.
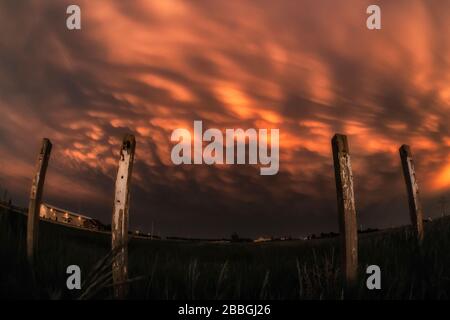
(27, 138), (52, 265)
(399, 145), (424, 242)
(112, 134), (136, 299)
(331, 134), (358, 287)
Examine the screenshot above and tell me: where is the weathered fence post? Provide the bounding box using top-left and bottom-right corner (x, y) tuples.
(112, 134), (136, 299)
(27, 138), (52, 265)
(331, 134), (358, 287)
(399, 145), (424, 242)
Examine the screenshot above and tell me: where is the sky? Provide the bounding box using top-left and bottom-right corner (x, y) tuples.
(0, 0), (449, 238)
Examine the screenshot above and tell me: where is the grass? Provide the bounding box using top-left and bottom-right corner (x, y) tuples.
(1, 207), (450, 300)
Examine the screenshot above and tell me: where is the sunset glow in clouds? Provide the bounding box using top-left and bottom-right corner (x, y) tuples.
(0, 0), (449, 237)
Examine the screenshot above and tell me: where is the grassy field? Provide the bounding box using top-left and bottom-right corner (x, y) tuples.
(1, 206), (450, 300)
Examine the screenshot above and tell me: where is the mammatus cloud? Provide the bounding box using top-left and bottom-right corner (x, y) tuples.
(0, 0), (449, 237)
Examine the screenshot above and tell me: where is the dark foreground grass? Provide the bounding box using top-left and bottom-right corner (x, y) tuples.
(1, 207), (450, 300)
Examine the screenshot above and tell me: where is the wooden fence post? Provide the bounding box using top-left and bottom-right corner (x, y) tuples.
(112, 134), (136, 299)
(27, 138), (52, 265)
(331, 134), (358, 287)
(399, 145), (424, 242)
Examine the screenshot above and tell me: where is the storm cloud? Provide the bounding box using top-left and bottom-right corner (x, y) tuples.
(0, 0), (449, 238)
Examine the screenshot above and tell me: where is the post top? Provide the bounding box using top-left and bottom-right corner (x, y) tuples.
(42, 137), (52, 145)
(399, 144), (412, 157)
(40, 138), (53, 153)
(331, 133), (349, 153)
(121, 134), (136, 153)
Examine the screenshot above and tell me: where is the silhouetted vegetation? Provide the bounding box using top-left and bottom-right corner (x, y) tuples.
(1, 207), (450, 299)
